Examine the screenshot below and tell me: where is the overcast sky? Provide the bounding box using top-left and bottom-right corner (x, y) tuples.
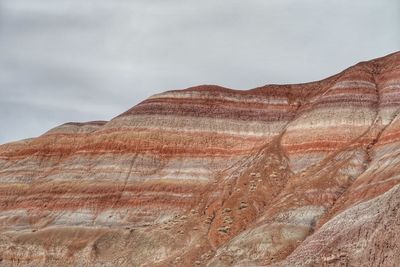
(0, 0), (399, 144)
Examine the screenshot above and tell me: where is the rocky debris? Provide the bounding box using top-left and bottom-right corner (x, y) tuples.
(269, 172), (278, 178)
(249, 180), (257, 192)
(200, 251), (214, 260)
(205, 215), (214, 224)
(217, 226), (231, 234)
(223, 216), (233, 224)
(239, 202), (248, 210)
(223, 208), (232, 213)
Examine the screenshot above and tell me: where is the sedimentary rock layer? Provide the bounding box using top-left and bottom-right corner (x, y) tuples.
(0, 52), (399, 266)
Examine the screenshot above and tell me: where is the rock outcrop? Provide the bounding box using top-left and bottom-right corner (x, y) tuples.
(0, 52), (399, 266)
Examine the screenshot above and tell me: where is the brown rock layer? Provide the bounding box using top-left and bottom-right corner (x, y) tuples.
(0, 52), (399, 266)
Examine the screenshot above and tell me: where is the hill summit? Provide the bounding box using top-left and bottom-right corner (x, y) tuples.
(0, 52), (400, 266)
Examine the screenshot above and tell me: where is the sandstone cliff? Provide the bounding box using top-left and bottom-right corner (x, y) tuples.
(0, 52), (399, 266)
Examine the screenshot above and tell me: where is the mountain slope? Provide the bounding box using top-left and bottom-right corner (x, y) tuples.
(0, 52), (399, 266)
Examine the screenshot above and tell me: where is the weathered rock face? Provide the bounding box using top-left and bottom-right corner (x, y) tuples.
(0, 52), (399, 267)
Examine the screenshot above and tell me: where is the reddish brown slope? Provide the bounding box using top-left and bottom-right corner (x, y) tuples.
(0, 52), (399, 266)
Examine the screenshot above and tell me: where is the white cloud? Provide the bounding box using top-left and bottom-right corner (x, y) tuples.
(0, 0), (399, 143)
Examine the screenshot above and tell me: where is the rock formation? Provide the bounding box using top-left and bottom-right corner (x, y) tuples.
(0, 52), (399, 266)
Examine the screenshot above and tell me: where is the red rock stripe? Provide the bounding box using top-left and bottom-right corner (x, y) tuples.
(120, 102), (296, 122)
